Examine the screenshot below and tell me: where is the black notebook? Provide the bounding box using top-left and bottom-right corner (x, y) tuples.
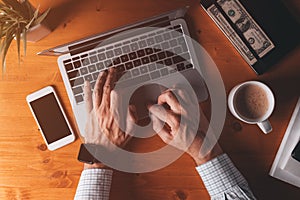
(200, 0), (300, 74)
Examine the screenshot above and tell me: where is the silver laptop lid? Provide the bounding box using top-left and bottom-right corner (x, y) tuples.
(38, 7), (188, 56)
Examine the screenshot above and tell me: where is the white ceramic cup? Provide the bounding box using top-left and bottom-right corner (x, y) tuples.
(228, 81), (275, 134)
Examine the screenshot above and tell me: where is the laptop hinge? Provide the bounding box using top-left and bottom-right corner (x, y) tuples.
(38, 7), (189, 56)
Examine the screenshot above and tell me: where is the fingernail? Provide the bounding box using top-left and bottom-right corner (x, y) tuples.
(100, 70), (106, 75)
(100, 70), (108, 77)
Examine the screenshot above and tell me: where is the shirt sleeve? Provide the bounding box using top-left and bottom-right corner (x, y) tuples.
(196, 154), (257, 200)
(74, 169), (113, 200)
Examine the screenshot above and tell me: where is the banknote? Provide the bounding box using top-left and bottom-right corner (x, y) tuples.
(217, 0), (275, 58)
(207, 5), (257, 65)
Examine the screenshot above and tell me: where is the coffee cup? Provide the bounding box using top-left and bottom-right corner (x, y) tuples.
(228, 81), (275, 134)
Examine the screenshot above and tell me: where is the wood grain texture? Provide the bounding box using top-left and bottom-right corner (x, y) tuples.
(0, 0), (300, 199)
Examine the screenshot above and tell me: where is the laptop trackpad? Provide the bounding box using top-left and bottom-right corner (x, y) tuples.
(129, 84), (163, 121)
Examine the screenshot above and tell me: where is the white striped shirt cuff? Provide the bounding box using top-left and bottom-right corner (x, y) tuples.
(196, 154), (256, 199)
(74, 169), (113, 200)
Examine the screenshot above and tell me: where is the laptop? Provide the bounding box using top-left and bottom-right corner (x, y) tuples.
(38, 8), (208, 137)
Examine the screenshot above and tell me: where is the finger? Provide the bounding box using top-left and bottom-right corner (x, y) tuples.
(110, 90), (121, 124)
(177, 87), (198, 105)
(84, 81), (93, 113)
(121, 133), (132, 148)
(93, 70), (107, 108)
(150, 113), (172, 143)
(125, 105), (137, 134)
(176, 88), (190, 104)
(128, 105), (138, 123)
(102, 68), (117, 105)
(148, 104), (180, 129)
(158, 90), (181, 114)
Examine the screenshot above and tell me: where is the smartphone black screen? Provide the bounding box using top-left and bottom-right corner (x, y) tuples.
(30, 93), (71, 144)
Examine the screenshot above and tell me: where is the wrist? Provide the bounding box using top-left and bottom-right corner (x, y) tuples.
(84, 163), (109, 169)
(188, 143), (223, 166)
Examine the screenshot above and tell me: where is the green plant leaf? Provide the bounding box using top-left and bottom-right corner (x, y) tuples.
(0, 39), (3, 56)
(1, 30), (14, 73)
(0, 24), (3, 40)
(24, 0), (34, 19)
(16, 25), (21, 65)
(32, 8), (50, 26)
(2, 0), (30, 20)
(22, 28), (26, 56)
(0, 22), (16, 54)
(0, 25), (4, 54)
(1, 23), (16, 70)
(0, 1), (50, 74)
(25, 5), (39, 30)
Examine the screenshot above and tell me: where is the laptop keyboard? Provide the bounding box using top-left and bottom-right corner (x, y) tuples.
(62, 25), (193, 104)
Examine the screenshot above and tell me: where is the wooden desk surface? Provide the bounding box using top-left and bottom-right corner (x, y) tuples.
(1, 0), (300, 199)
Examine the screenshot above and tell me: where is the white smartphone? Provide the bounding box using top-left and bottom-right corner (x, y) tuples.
(26, 86), (75, 150)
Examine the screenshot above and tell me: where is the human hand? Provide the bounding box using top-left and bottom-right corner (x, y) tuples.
(148, 89), (222, 165)
(83, 69), (136, 150)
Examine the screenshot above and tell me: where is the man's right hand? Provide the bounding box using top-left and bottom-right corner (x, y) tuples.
(148, 89), (223, 166)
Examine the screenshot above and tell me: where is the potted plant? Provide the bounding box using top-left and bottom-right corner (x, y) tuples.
(0, 0), (50, 72)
